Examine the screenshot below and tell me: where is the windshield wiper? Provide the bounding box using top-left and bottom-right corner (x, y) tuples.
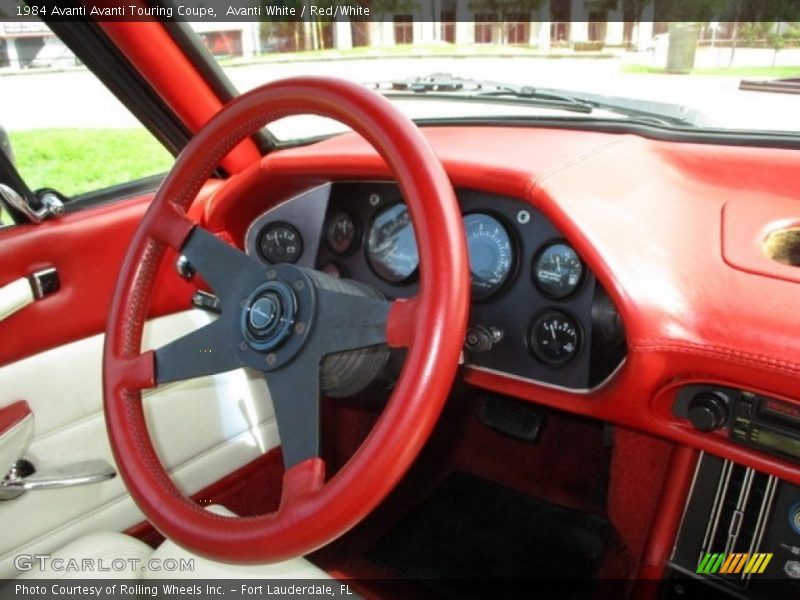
(373, 73), (704, 127)
(373, 74), (594, 114)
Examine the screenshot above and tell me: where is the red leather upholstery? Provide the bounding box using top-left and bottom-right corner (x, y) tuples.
(0, 194), (197, 367)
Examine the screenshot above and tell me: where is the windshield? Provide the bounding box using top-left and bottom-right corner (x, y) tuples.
(192, 14), (800, 142)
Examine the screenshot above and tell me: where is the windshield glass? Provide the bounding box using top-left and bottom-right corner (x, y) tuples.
(191, 11), (800, 142)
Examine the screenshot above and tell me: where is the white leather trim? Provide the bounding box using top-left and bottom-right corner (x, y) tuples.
(148, 506), (334, 580)
(16, 532), (154, 580)
(0, 412), (33, 478)
(0, 278), (33, 323)
(0, 311), (281, 579)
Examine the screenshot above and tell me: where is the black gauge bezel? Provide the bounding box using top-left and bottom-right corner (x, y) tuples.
(531, 240), (585, 300)
(325, 210), (360, 257)
(527, 308), (583, 367)
(463, 210), (519, 302)
(257, 221), (303, 265)
(364, 201), (420, 285)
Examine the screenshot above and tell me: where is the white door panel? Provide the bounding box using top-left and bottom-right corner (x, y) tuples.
(0, 311), (280, 578)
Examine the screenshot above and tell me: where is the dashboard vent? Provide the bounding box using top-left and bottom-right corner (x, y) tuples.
(697, 459), (779, 587)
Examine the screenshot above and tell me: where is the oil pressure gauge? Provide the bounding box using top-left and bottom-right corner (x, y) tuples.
(529, 309), (581, 366)
(325, 211), (358, 255)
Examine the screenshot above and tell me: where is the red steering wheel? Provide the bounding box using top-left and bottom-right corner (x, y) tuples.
(102, 77), (469, 563)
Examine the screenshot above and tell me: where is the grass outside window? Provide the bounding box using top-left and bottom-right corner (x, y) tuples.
(9, 128), (174, 198)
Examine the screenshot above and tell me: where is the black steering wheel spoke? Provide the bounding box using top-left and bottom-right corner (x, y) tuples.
(264, 364), (322, 469)
(315, 287), (391, 355)
(181, 227), (266, 306)
(153, 316), (245, 385)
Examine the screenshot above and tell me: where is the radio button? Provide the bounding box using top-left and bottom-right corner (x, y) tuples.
(738, 398), (756, 418)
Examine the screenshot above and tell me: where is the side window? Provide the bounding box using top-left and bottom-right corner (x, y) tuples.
(0, 21), (174, 200)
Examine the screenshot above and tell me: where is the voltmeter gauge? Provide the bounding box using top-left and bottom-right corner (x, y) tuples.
(325, 211), (358, 255)
(258, 223), (303, 264)
(533, 242), (584, 299)
(529, 310), (581, 365)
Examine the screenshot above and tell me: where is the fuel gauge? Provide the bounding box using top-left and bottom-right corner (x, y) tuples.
(533, 242), (584, 299)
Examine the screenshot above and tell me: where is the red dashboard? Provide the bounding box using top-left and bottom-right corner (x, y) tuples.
(202, 125), (800, 485)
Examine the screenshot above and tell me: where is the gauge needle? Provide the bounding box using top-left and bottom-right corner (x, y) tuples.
(549, 323), (557, 339)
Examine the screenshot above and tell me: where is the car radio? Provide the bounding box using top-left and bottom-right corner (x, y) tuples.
(674, 385), (800, 463)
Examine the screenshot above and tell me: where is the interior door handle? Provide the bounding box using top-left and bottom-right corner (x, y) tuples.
(0, 401), (116, 501)
(0, 459), (116, 501)
(0, 268), (60, 323)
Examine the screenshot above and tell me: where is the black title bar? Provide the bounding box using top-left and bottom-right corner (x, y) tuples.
(0, 0), (798, 23)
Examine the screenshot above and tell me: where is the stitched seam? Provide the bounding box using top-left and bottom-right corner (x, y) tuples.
(0, 419), (278, 561)
(528, 136), (633, 192)
(630, 343), (800, 376)
(632, 341), (800, 370)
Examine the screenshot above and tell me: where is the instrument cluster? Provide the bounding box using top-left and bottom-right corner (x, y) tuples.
(245, 182), (626, 390)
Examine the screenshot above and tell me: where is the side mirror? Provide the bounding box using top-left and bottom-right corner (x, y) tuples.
(0, 126), (14, 167)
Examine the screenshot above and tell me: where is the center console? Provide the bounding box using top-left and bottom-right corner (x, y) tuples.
(664, 453), (800, 599)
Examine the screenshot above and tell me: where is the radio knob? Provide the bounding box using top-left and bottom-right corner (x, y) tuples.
(687, 392), (729, 432)
(784, 560), (800, 579)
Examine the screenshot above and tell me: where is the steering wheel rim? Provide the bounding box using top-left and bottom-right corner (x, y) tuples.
(102, 77), (470, 563)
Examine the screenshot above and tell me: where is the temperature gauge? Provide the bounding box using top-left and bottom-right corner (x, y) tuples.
(529, 310), (581, 366)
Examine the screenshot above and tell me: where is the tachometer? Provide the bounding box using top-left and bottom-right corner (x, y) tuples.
(532, 242), (584, 299)
(366, 203), (419, 283)
(464, 213), (514, 300)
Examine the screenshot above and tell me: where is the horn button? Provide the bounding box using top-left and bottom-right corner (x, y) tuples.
(246, 285), (294, 346)
(241, 275), (307, 358)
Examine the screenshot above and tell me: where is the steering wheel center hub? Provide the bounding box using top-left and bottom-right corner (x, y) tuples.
(243, 281), (297, 351)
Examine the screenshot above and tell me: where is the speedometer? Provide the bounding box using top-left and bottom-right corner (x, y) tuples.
(366, 203), (419, 283)
(464, 213), (514, 300)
